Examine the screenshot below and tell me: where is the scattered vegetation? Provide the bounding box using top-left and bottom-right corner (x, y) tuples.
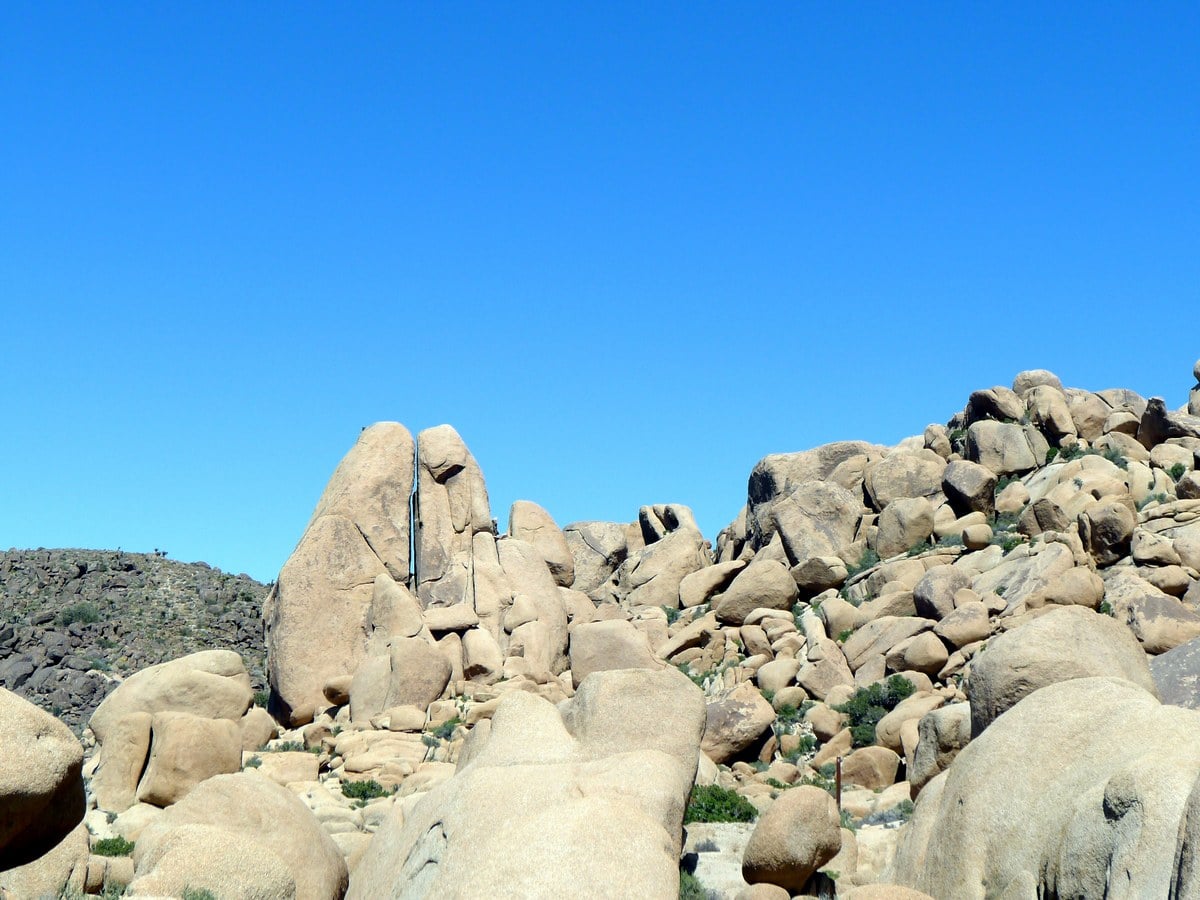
(862, 799), (915, 826)
(57, 601), (100, 626)
(432, 716), (463, 740)
(182, 889), (217, 900)
(836, 628), (855, 643)
(679, 869), (712, 900)
(845, 548), (880, 578)
(1100, 600), (1115, 617)
(341, 779), (391, 802)
(92, 835), (135, 857)
(242, 755), (262, 769)
(833, 675), (916, 748)
(1169, 463), (1188, 482)
(683, 784), (758, 824)
(253, 690), (270, 708)
(840, 808), (858, 831)
(663, 605), (682, 625)
(1138, 492), (1170, 511)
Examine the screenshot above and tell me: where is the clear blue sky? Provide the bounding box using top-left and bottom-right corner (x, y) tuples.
(2, 4), (1197, 582)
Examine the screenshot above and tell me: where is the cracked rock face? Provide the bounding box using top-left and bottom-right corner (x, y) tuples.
(265, 423), (414, 726)
(346, 667), (706, 900)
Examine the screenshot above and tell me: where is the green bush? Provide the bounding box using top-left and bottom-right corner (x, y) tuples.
(1169, 463), (1188, 482)
(92, 835), (135, 857)
(845, 548), (880, 578)
(833, 675), (916, 748)
(341, 779), (389, 802)
(182, 889), (217, 900)
(683, 784), (758, 824)
(57, 602), (100, 626)
(432, 716), (463, 740)
(679, 869), (710, 900)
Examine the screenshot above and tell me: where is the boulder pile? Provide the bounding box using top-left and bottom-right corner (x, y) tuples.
(5, 361), (1200, 898)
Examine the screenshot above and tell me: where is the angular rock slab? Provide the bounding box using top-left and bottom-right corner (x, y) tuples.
(348, 667), (706, 899)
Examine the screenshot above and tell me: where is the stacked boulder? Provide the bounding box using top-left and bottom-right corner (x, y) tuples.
(8, 360), (1200, 898)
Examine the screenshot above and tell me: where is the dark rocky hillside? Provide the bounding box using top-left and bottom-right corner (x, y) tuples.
(0, 548), (269, 731)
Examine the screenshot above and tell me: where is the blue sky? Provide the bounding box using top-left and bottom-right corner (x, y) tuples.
(2, 4), (1197, 582)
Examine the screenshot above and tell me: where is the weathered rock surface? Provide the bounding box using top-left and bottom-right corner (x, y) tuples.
(891, 677), (1200, 899)
(742, 785), (841, 893)
(0, 688), (85, 870)
(967, 605), (1156, 735)
(128, 773), (348, 899)
(347, 667), (705, 899)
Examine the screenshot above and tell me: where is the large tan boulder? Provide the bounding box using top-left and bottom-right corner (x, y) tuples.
(0, 689), (85, 869)
(265, 424), (415, 726)
(0, 821), (89, 897)
(308, 421), (415, 581)
(349, 637), (453, 722)
(509, 499), (575, 588)
(742, 785), (841, 892)
(89, 651), (252, 812)
(616, 524), (711, 610)
(347, 667), (706, 899)
(714, 558), (799, 626)
(569, 619), (663, 688)
(864, 451), (946, 511)
(563, 521), (632, 596)
(747, 442), (886, 547)
(965, 421), (1038, 475)
(129, 773), (348, 900)
(890, 677), (1200, 899)
(909, 702), (971, 795)
(1106, 568), (1200, 654)
(942, 460), (997, 519)
(265, 514), (388, 725)
(966, 605), (1156, 736)
(873, 498), (935, 559)
(91, 650), (251, 743)
(1079, 497), (1136, 566)
(769, 481), (863, 566)
(702, 682), (777, 764)
(135, 712), (242, 807)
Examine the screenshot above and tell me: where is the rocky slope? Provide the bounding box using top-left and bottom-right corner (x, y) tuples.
(0, 549), (268, 731)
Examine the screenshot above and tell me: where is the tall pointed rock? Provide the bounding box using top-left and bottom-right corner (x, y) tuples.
(264, 422), (415, 726)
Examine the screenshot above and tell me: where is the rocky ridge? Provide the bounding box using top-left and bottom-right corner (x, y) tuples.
(0, 549), (268, 731)
(5, 360), (1200, 898)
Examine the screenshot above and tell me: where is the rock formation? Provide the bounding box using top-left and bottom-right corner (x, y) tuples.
(7, 359), (1200, 898)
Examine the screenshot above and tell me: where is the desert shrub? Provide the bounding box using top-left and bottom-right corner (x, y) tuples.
(341, 779), (389, 802)
(242, 755), (262, 769)
(253, 689), (270, 708)
(1169, 463), (1188, 481)
(679, 869), (712, 900)
(862, 799), (915, 826)
(1101, 446), (1129, 470)
(92, 835), (134, 857)
(845, 548), (880, 578)
(432, 716), (463, 740)
(182, 890), (216, 900)
(683, 784), (758, 824)
(57, 602), (100, 626)
(833, 675), (916, 748)
(840, 808), (858, 831)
